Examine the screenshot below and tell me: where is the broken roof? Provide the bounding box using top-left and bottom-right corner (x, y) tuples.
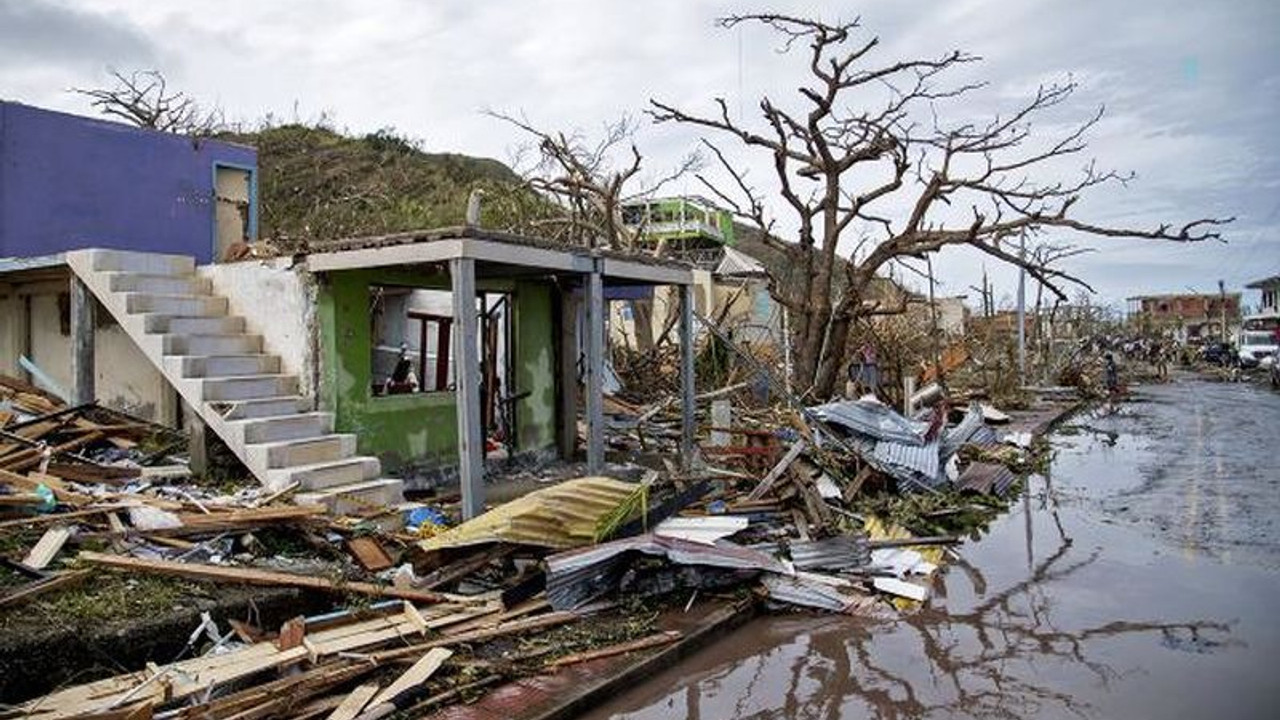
(304, 225), (695, 285)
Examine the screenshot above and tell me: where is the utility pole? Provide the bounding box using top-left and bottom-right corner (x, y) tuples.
(1016, 235), (1027, 388)
(926, 255), (942, 386)
(1218, 279), (1227, 344)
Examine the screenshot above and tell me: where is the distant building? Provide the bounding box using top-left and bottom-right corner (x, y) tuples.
(1245, 274), (1280, 315)
(1125, 292), (1241, 343)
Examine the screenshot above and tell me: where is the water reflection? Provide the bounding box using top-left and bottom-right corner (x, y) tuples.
(607, 477), (1237, 720)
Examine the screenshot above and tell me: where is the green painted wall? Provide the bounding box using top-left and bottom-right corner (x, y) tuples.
(317, 268), (556, 471)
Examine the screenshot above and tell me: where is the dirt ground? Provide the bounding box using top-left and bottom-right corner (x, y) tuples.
(579, 374), (1280, 720)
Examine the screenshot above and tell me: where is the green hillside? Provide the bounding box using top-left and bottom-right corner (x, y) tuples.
(221, 124), (526, 245)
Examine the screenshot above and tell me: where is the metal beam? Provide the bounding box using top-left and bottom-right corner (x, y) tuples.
(70, 275), (95, 405)
(557, 284), (580, 461)
(679, 283), (696, 469)
(585, 262), (605, 473)
(451, 257), (485, 519)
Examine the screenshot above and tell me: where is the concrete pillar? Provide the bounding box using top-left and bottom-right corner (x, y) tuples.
(70, 276), (95, 405)
(183, 401), (209, 475)
(451, 257), (485, 520)
(679, 283), (696, 469)
(557, 285), (580, 461)
(585, 263), (605, 473)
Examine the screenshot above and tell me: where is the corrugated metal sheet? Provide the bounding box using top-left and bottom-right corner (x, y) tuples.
(810, 399), (927, 445)
(874, 437), (943, 492)
(940, 403), (985, 459)
(762, 574), (859, 613)
(714, 246), (767, 277)
(789, 536), (870, 571)
(418, 477), (643, 552)
(545, 534), (786, 610)
(955, 461), (1019, 497)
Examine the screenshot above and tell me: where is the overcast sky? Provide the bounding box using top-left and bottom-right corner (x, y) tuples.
(3, 0), (1277, 311)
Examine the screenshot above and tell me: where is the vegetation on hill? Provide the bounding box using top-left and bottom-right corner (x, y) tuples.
(220, 124), (532, 245)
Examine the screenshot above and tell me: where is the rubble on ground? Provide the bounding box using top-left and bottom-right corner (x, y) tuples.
(1, 358), (1073, 717)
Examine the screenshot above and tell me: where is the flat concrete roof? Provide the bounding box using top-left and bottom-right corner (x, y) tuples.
(304, 226), (695, 286)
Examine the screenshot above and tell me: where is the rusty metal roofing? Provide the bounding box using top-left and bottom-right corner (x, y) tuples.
(307, 225), (693, 270)
(955, 461), (1018, 497)
(417, 477), (644, 552)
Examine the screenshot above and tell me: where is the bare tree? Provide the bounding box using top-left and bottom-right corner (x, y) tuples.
(487, 111), (699, 348)
(486, 112), (698, 251)
(650, 14), (1231, 399)
(73, 69), (223, 135)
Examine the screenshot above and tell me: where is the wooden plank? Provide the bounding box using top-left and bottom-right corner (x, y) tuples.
(747, 440), (808, 501)
(345, 536), (394, 571)
(22, 524), (72, 569)
(0, 570), (91, 609)
(368, 648), (453, 707)
(326, 682), (380, 720)
(548, 630), (682, 667)
(77, 552), (457, 604)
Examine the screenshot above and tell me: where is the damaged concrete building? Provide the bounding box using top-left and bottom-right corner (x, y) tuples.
(0, 103), (698, 521)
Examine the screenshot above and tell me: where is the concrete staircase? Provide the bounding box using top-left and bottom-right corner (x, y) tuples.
(66, 249), (403, 514)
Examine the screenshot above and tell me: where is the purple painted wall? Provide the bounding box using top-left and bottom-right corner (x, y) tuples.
(0, 101), (256, 263)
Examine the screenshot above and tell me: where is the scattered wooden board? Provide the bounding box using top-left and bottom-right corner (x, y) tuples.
(346, 536), (394, 571)
(22, 524), (72, 569)
(78, 552), (457, 605)
(326, 682), (380, 720)
(369, 647), (453, 707)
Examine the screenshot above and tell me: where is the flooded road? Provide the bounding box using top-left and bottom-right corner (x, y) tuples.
(583, 376), (1280, 719)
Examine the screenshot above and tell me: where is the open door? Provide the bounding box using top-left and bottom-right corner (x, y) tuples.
(214, 165), (253, 261)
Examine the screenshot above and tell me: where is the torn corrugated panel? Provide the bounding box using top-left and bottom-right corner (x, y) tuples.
(654, 516), (749, 545)
(545, 534), (787, 610)
(789, 536), (871, 571)
(873, 437), (943, 492)
(810, 399), (928, 446)
(417, 477), (645, 552)
(940, 403), (985, 459)
(762, 573), (861, 613)
(954, 461), (1016, 496)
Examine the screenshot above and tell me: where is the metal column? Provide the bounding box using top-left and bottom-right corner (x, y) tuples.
(70, 275), (95, 405)
(679, 283), (696, 469)
(557, 286), (580, 461)
(451, 257), (485, 519)
(585, 263), (605, 473)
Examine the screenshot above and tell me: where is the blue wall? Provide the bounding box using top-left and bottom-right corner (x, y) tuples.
(0, 102), (257, 263)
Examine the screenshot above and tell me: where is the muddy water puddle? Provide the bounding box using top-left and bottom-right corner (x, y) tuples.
(583, 378), (1280, 719)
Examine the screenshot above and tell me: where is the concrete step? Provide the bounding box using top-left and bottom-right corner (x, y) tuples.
(235, 412), (333, 444)
(246, 434), (357, 469)
(124, 293), (227, 317)
(200, 374), (298, 401)
(268, 456), (382, 492)
(171, 354), (281, 378)
(106, 272), (211, 295)
(143, 314), (245, 335)
(163, 333), (262, 355)
(87, 249), (195, 275)
(295, 478), (406, 515)
(210, 396), (308, 421)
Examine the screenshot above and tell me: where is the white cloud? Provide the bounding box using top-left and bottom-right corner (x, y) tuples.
(2, 0), (1277, 307)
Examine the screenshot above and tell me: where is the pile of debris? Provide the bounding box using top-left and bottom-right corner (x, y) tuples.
(2, 366), (1055, 717)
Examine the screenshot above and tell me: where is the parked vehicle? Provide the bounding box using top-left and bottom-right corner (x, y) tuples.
(1200, 341), (1237, 366)
(1237, 313), (1280, 369)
